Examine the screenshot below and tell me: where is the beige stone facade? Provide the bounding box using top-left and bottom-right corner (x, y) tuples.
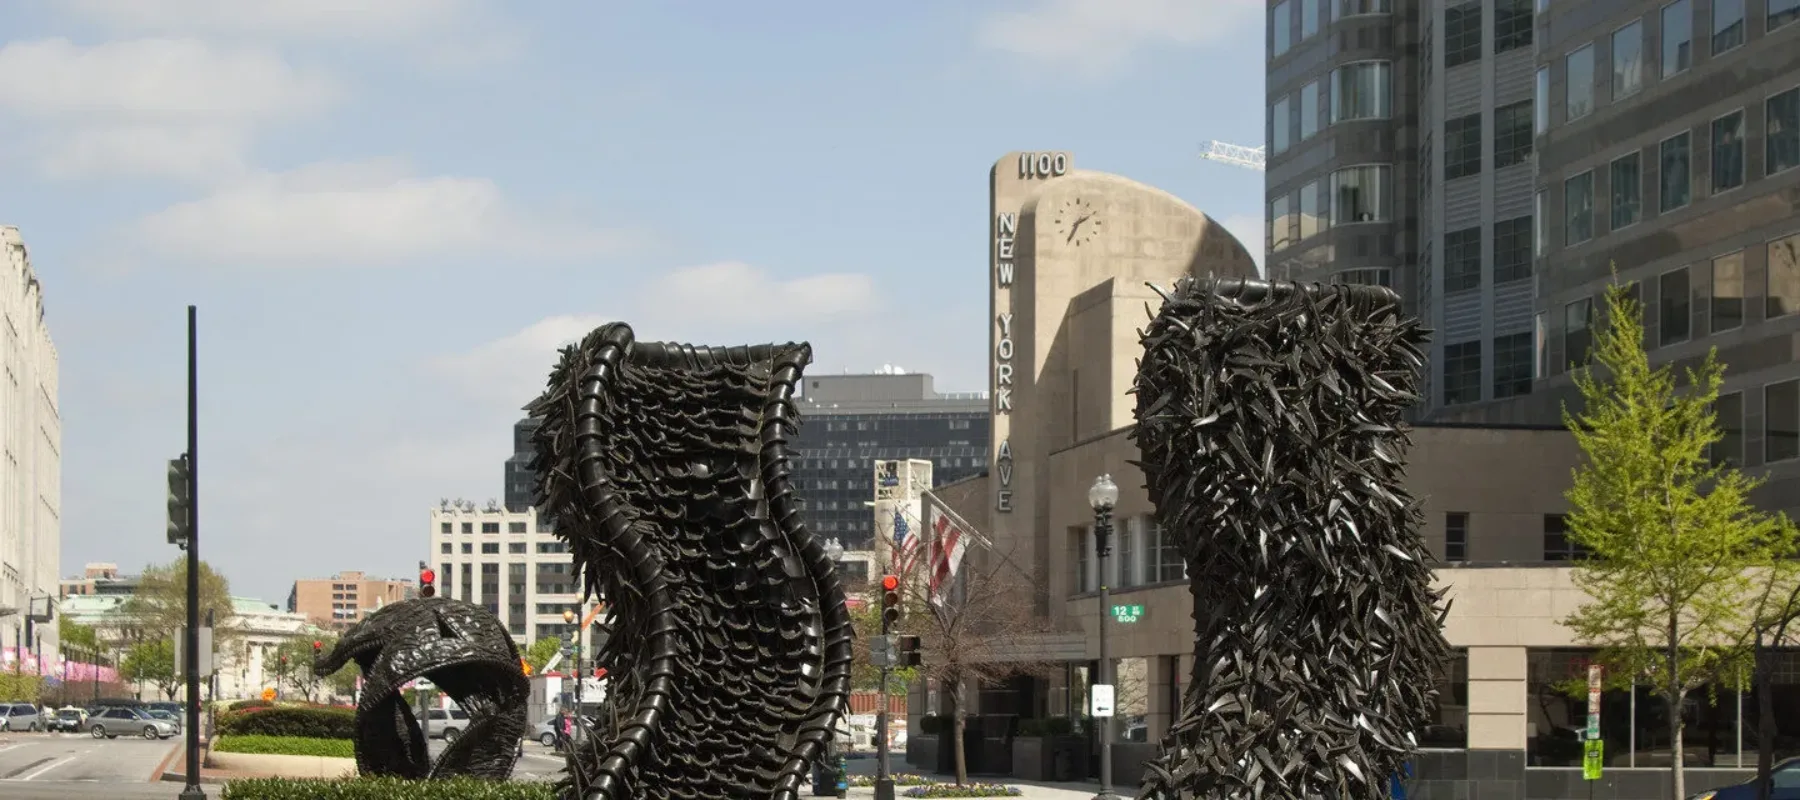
(919, 153), (1590, 766)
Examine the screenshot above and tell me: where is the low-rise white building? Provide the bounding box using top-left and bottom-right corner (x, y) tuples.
(57, 592), (320, 701)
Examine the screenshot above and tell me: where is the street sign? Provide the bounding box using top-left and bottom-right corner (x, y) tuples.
(869, 634), (894, 667)
(1110, 604), (1145, 624)
(172, 627), (215, 678)
(1090, 683), (1115, 717)
(1583, 739), (1604, 780)
(1586, 664), (1603, 741)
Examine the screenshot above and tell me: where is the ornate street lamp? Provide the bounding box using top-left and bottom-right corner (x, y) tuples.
(1088, 474), (1121, 800)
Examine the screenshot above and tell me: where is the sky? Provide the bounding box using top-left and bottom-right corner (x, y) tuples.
(0, 0), (1267, 604)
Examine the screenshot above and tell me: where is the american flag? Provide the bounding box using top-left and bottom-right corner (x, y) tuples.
(892, 508), (922, 575)
(926, 498), (974, 608)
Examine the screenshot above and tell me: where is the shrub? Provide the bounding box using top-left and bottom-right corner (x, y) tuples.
(218, 705), (356, 739)
(228, 699), (274, 712)
(215, 735), (354, 759)
(221, 777), (557, 800)
(902, 784), (1023, 798)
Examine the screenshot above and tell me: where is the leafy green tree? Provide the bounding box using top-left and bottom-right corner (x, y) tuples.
(125, 559), (239, 654)
(848, 601), (915, 694)
(523, 636), (564, 674)
(276, 637), (330, 702)
(120, 639), (180, 700)
(1561, 281), (1791, 800)
(59, 617), (100, 659)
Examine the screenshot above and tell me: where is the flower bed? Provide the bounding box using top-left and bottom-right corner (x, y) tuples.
(850, 772), (933, 787)
(220, 776), (555, 799)
(214, 734), (355, 759)
(901, 783), (1024, 798)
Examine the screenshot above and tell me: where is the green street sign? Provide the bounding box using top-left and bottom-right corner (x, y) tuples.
(1110, 604), (1144, 624)
(1582, 739), (1603, 781)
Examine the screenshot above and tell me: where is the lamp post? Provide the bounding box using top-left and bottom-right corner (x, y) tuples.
(561, 609), (585, 731)
(1088, 474), (1122, 800)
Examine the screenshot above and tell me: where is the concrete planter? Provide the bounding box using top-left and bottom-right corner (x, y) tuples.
(207, 750), (356, 779)
(905, 735), (938, 770)
(1011, 735), (1086, 781)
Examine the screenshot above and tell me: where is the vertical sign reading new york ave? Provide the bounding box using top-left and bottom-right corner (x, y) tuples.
(991, 151), (1070, 513)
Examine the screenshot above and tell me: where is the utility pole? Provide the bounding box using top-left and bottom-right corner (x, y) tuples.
(179, 305), (205, 800)
(875, 575), (902, 800)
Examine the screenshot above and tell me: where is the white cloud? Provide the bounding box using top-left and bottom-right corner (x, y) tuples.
(0, 37), (337, 181)
(132, 159), (642, 266)
(56, 0), (483, 41)
(428, 263), (882, 408)
(978, 0), (1262, 77)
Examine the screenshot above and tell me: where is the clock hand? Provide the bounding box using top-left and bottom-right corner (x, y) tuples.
(1066, 214), (1092, 243)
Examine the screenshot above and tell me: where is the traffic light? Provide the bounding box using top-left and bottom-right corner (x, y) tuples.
(880, 575), (901, 634)
(419, 567), (436, 598)
(312, 640), (322, 656)
(895, 635), (922, 668)
(167, 455), (191, 547)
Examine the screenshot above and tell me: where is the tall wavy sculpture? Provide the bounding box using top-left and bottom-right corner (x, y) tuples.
(1132, 277), (1453, 800)
(314, 597), (530, 780)
(526, 322), (854, 800)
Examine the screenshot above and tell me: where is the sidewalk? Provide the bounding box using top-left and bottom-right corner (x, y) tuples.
(845, 755), (1113, 799)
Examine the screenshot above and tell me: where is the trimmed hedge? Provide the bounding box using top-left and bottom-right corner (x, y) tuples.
(218, 706), (356, 739)
(228, 699), (274, 712)
(214, 735), (354, 759)
(221, 777), (556, 800)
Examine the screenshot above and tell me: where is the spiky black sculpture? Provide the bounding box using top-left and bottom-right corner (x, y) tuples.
(1132, 277), (1453, 800)
(314, 597), (530, 780)
(526, 322), (853, 800)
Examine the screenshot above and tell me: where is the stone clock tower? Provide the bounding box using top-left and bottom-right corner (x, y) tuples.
(985, 151), (1257, 611)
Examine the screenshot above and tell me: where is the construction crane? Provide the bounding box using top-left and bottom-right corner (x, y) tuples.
(1199, 140), (1266, 171)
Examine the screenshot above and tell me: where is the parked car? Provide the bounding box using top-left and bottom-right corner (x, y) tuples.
(426, 708), (470, 742)
(530, 718), (596, 747)
(1690, 757), (1800, 800)
(45, 708), (86, 733)
(88, 706), (177, 740)
(0, 703), (41, 731)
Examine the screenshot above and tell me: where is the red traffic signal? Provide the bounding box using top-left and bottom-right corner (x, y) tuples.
(419, 568), (436, 598)
(880, 575), (901, 633)
(312, 640), (322, 652)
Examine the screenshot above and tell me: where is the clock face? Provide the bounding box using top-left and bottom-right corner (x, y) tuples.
(1052, 197), (1102, 247)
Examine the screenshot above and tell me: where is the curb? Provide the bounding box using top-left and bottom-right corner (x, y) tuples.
(148, 740), (183, 782)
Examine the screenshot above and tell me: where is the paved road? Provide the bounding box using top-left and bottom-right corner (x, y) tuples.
(0, 731), (177, 786)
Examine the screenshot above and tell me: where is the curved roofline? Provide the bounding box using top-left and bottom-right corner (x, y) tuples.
(1018, 169), (1253, 258)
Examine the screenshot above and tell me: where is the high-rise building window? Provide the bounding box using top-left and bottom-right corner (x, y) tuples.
(1444, 513), (1469, 561)
(1298, 180), (1323, 239)
(1335, 0), (1392, 17)
(1330, 164), (1390, 223)
(1444, 226), (1481, 292)
(480, 522), (500, 534)
(1534, 68), (1550, 134)
(1494, 100), (1533, 168)
(1772, 0), (1800, 33)
(1769, 234), (1800, 320)
(1662, 0), (1694, 78)
(1711, 392), (1744, 467)
(1445, 1), (1483, 68)
(1565, 298), (1594, 369)
(1301, 0), (1320, 38)
(1712, 251), (1744, 333)
(1494, 216), (1532, 283)
(1659, 132), (1692, 212)
(1566, 44), (1596, 121)
(1534, 191), (1546, 255)
(1443, 341), (1482, 406)
(1272, 96), (1292, 154)
(1270, 195), (1292, 252)
(1767, 87), (1800, 176)
(1766, 380), (1800, 463)
(440, 522), (451, 534)
(1544, 514), (1588, 561)
(1330, 62), (1392, 122)
(1493, 332), (1534, 399)
(1713, 0), (1746, 53)
(1712, 110), (1746, 193)
(1535, 311), (1549, 378)
(508, 521), (526, 533)
(1564, 171), (1595, 245)
(1659, 267), (1691, 346)
(1445, 112), (1482, 179)
(1299, 81), (1320, 140)
(1612, 21), (1644, 100)
(1273, 1), (1292, 57)
(1609, 152), (1642, 230)
(1495, 0), (1533, 53)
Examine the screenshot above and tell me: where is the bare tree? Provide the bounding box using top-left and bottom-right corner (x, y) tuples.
(905, 546), (1059, 785)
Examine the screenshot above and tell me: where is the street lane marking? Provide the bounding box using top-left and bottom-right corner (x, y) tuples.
(17, 755), (75, 781)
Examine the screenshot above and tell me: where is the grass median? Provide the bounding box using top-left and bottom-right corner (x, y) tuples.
(213, 734), (355, 759)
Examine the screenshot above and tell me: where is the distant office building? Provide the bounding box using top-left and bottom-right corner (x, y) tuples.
(58, 563), (138, 598)
(790, 370), (989, 579)
(0, 226), (61, 668)
(429, 500), (583, 645)
(286, 570), (414, 631)
(504, 416), (543, 512)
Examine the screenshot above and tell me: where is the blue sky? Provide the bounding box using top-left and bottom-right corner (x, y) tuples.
(0, 0), (1266, 603)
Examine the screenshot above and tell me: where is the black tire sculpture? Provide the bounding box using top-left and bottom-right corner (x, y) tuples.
(526, 322), (854, 800)
(1132, 277), (1453, 800)
(313, 597), (530, 781)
